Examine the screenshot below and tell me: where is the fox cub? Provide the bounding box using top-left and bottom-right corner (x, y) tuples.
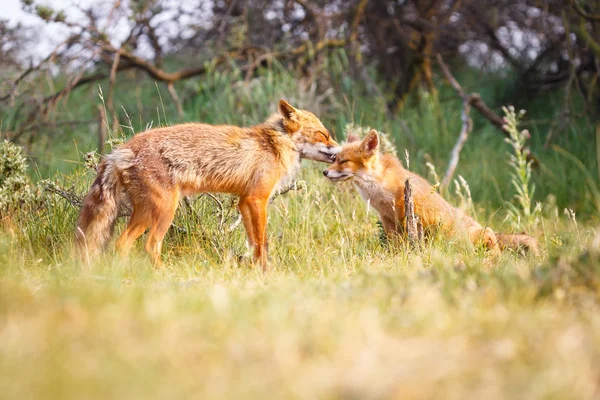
(323, 130), (538, 255)
(76, 100), (340, 269)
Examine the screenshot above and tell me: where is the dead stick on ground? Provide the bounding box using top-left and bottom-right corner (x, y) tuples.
(43, 178), (305, 235)
(404, 178), (423, 243)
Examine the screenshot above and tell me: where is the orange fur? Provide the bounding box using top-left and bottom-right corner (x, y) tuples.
(324, 130), (539, 255)
(76, 100), (340, 269)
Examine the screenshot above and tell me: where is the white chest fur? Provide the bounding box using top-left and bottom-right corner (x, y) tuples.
(272, 153), (301, 196)
(353, 175), (396, 219)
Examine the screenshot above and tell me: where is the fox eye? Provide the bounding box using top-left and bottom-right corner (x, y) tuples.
(319, 131), (329, 140)
(338, 159), (348, 164)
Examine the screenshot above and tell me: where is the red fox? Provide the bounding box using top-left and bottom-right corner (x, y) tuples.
(76, 100), (340, 269)
(323, 130), (539, 255)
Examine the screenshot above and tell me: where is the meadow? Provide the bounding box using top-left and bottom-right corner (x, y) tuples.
(1, 58), (600, 399)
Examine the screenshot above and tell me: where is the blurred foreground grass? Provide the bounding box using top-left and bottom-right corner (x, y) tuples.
(1, 165), (600, 399)
(2, 59), (600, 399)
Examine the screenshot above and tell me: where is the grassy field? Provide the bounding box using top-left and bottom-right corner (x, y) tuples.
(1, 61), (600, 399)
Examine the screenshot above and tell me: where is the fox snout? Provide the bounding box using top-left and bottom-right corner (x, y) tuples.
(323, 167), (352, 181)
(300, 143), (341, 163)
(318, 144), (341, 163)
(323, 146), (341, 163)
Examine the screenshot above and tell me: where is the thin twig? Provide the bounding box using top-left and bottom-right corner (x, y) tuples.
(167, 82), (184, 118)
(97, 105), (107, 153)
(227, 215), (243, 233)
(545, 11), (576, 149)
(570, 0), (600, 21)
(269, 180), (306, 204)
(203, 193), (225, 227)
(43, 177), (305, 237)
(41, 181), (83, 208)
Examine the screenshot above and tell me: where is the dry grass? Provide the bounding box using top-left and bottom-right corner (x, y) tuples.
(1, 164), (599, 400)
(1, 65), (599, 398)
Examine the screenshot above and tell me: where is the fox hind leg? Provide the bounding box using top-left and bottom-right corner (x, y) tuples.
(144, 190), (180, 267)
(381, 215), (399, 237)
(115, 208), (151, 255)
(238, 198), (256, 250)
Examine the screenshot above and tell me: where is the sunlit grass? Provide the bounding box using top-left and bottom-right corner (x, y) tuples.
(2, 157), (599, 399)
(1, 60), (600, 399)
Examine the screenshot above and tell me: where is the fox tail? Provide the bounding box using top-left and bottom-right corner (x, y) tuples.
(496, 233), (540, 256)
(75, 149), (133, 258)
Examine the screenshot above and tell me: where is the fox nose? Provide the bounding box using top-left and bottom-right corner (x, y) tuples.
(323, 170), (329, 177)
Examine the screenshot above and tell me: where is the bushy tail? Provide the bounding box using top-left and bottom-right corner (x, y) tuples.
(75, 149), (133, 258)
(467, 220), (501, 254)
(462, 215), (539, 256)
(496, 233), (540, 256)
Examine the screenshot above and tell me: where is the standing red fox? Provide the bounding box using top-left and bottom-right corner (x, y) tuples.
(76, 100), (340, 269)
(323, 130), (539, 255)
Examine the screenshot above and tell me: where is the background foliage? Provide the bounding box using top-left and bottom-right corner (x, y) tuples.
(1, 1), (600, 399)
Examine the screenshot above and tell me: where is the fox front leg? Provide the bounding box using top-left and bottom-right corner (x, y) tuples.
(238, 195), (270, 271)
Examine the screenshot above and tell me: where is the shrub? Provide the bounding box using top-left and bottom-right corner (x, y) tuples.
(0, 140), (42, 216)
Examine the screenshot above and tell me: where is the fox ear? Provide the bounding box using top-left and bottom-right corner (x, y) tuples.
(278, 100), (297, 120)
(362, 129), (379, 156)
(346, 133), (360, 143)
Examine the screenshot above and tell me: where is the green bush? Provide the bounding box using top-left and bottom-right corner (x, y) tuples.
(0, 140), (42, 216)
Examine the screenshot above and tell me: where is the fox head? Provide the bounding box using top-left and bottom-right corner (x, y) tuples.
(323, 129), (379, 181)
(277, 100), (340, 163)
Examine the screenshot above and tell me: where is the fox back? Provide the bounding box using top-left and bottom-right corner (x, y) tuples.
(76, 100), (340, 267)
(324, 130), (538, 254)
(117, 122), (299, 197)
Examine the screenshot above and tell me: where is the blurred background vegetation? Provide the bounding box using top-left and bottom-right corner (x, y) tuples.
(4, 3), (600, 398)
(1, 0), (600, 216)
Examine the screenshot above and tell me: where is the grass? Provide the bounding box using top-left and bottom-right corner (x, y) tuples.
(1, 57), (600, 399)
(2, 163), (599, 399)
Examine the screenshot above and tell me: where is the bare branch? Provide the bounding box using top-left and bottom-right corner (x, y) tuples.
(269, 180), (306, 204)
(437, 54), (538, 166)
(167, 82), (184, 118)
(294, 0), (321, 21)
(0, 35), (81, 103)
(572, 20), (600, 59)
(570, 0), (600, 21)
(41, 182), (83, 208)
(107, 51), (121, 131)
(442, 97), (472, 191)
(436, 53), (466, 99)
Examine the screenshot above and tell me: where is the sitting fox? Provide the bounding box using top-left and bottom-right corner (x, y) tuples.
(76, 100), (340, 269)
(323, 130), (538, 255)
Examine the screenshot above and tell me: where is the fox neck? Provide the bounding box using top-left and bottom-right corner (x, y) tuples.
(353, 153), (396, 220)
(259, 114), (302, 194)
(356, 153), (386, 185)
(262, 114), (305, 153)
(270, 118), (309, 152)
(263, 114), (288, 136)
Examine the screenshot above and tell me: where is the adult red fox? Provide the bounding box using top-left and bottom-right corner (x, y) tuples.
(323, 130), (539, 255)
(76, 100), (340, 269)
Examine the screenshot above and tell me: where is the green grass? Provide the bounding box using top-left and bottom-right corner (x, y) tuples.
(2, 57), (600, 399)
(1, 165), (599, 399)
